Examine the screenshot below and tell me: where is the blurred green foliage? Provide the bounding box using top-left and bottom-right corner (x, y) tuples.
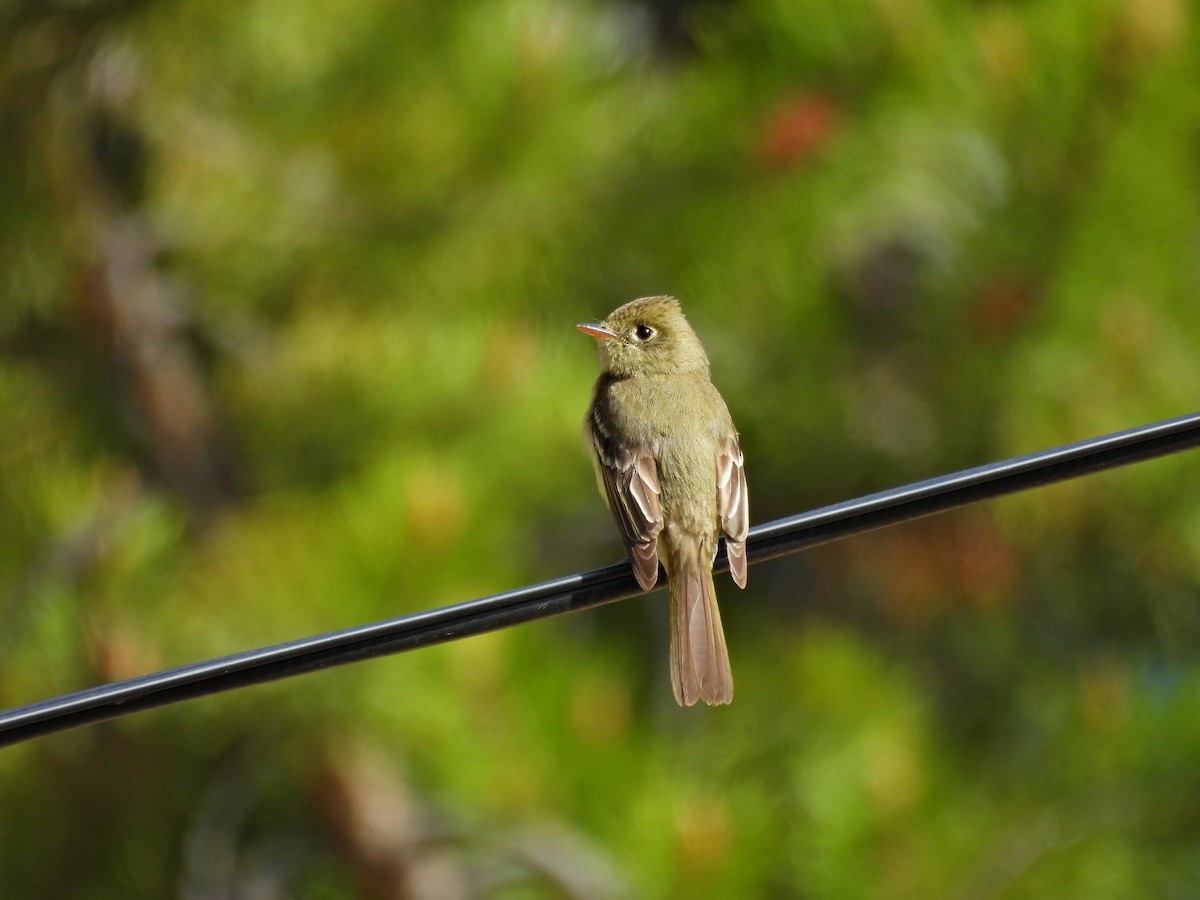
(3, 0), (1200, 896)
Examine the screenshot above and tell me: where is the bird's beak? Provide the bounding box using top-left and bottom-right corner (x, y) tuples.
(576, 322), (617, 340)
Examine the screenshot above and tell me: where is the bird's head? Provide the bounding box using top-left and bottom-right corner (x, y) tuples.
(577, 295), (710, 378)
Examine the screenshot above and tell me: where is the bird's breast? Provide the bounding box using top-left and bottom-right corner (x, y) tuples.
(602, 375), (727, 538)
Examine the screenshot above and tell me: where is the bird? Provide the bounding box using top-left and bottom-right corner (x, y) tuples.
(578, 296), (748, 706)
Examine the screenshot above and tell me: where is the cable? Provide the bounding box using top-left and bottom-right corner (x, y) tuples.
(3, 409), (1200, 748)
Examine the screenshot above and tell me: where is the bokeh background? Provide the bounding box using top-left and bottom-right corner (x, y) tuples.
(4, 0), (1200, 896)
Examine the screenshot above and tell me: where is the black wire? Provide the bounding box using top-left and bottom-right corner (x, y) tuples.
(4, 410), (1200, 748)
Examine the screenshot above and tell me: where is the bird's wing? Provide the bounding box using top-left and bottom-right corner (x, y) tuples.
(589, 427), (663, 591)
(716, 435), (749, 588)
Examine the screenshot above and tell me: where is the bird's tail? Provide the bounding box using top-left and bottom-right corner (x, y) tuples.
(668, 555), (733, 706)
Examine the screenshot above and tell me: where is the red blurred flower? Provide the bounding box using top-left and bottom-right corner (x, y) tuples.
(756, 92), (843, 170)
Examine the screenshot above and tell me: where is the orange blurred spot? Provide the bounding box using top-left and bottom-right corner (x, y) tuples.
(756, 93), (842, 171)
(404, 463), (466, 552)
(88, 617), (160, 682)
(1116, 0), (1187, 63)
(481, 320), (540, 395)
(969, 278), (1037, 342)
(674, 796), (733, 882)
(976, 8), (1031, 101)
(856, 513), (1023, 627)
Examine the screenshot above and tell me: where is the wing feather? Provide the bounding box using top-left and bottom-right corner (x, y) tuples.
(589, 421), (663, 591)
(716, 436), (749, 589)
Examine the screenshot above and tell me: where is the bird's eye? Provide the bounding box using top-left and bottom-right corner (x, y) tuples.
(634, 324), (655, 342)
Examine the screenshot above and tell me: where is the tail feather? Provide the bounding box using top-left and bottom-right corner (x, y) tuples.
(669, 564), (733, 706)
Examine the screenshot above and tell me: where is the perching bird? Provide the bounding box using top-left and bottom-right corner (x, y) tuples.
(578, 296), (748, 706)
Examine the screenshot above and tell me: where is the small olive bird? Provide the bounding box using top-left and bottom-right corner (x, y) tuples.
(578, 296), (748, 706)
